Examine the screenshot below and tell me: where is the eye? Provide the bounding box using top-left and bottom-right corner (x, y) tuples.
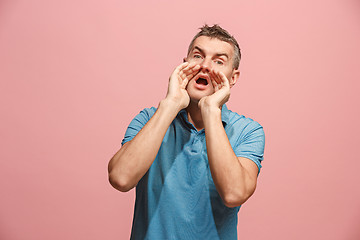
(215, 60), (224, 65)
(193, 54), (202, 59)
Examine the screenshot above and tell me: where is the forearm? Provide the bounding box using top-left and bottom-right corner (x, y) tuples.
(108, 99), (181, 192)
(202, 107), (256, 207)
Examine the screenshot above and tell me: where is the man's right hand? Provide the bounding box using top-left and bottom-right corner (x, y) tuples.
(108, 62), (200, 192)
(165, 62), (200, 110)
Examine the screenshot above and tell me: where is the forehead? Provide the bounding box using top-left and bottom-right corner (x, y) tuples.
(190, 36), (234, 58)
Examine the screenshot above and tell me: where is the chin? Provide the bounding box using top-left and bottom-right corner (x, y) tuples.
(187, 89), (213, 103)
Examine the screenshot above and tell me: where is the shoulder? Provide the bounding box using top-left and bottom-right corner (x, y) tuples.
(226, 109), (264, 135)
(138, 106), (157, 118)
(224, 108), (265, 148)
(225, 109), (266, 170)
(131, 107), (157, 124)
(121, 107), (158, 146)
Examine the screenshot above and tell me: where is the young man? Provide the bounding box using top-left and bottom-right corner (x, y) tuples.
(108, 25), (265, 239)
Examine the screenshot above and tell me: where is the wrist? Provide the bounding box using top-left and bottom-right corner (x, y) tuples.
(201, 104), (221, 119)
(199, 98), (221, 114)
(159, 98), (184, 115)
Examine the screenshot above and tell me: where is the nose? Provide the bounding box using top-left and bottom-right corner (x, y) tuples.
(200, 58), (212, 73)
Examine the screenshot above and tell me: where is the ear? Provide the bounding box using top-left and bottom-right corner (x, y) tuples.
(229, 69), (240, 88)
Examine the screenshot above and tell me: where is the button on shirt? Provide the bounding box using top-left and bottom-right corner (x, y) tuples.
(121, 105), (265, 240)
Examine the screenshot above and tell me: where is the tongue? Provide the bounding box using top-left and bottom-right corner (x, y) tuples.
(196, 78), (208, 85)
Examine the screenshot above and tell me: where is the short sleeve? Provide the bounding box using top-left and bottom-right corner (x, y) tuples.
(233, 121), (265, 173)
(121, 107), (157, 146)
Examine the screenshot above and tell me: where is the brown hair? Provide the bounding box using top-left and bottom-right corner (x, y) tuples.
(187, 24), (241, 69)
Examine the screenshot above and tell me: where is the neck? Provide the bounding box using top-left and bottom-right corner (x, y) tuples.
(186, 101), (204, 131)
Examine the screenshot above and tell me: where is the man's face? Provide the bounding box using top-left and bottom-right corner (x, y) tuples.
(185, 36), (240, 103)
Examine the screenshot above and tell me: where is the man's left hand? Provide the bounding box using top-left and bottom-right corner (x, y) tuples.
(198, 70), (230, 111)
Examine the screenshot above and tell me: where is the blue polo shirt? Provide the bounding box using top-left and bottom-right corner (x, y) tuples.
(121, 105), (265, 240)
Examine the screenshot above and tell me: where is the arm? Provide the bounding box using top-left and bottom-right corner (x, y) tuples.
(108, 62), (200, 192)
(199, 70), (259, 207)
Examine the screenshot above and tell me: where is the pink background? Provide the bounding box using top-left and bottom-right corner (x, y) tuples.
(1, 0), (360, 239)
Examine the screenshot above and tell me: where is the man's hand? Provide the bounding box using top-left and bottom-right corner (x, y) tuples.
(108, 63), (201, 192)
(166, 62), (200, 110)
(198, 70), (230, 111)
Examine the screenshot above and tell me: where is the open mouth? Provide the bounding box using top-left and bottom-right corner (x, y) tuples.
(195, 77), (209, 86)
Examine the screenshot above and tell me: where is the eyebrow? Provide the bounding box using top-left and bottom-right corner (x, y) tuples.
(193, 46), (229, 59)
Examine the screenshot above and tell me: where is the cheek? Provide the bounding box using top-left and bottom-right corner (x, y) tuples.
(226, 73), (233, 81)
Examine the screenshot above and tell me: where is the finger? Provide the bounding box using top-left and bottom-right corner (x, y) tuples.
(212, 70), (229, 87)
(174, 62), (190, 75)
(179, 62), (190, 70)
(180, 68), (195, 80)
(181, 62), (195, 72)
(183, 63), (200, 76)
(210, 71), (222, 91)
(171, 63), (189, 82)
(185, 67), (200, 80)
(180, 72), (190, 83)
(180, 64), (200, 82)
(180, 67), (199, 88)
(180, 77), (190, 88)
(178, 64), (194, 80)
(211, 79), (220, 91)
(218, 71), (230, 88)
(210, 70), (222, 85)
